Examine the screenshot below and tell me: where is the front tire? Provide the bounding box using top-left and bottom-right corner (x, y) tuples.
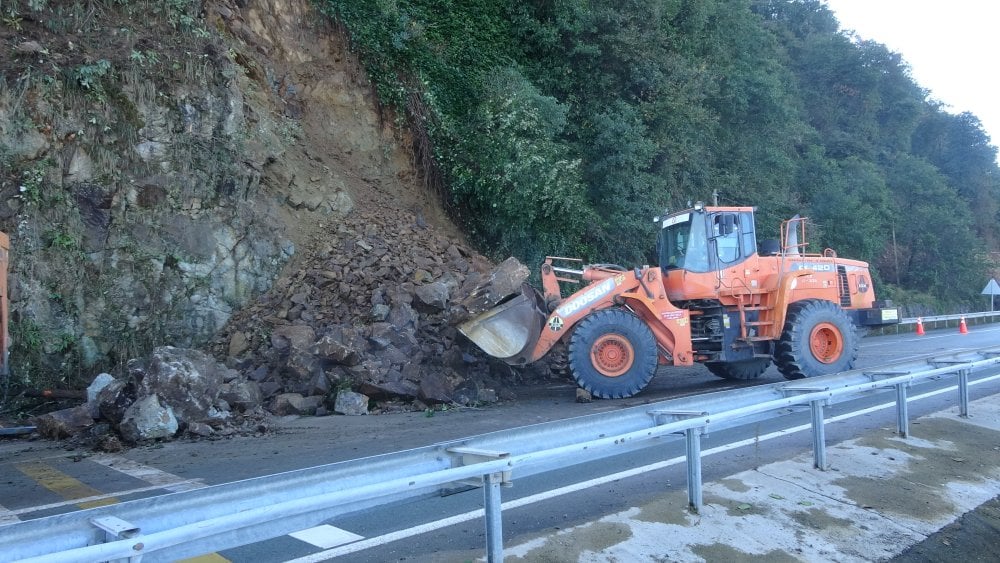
(775, 299), (859, 380)
(705, 358), (771, 380)
(568, 308), (658, 398)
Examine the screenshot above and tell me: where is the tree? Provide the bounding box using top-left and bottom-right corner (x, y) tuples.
(884, 155), (984, 301)
(322, 0), (1000, 308)
(796, 149), (890, 265)
(912, 110), (1000, 247)
(445, 66), (593, 265)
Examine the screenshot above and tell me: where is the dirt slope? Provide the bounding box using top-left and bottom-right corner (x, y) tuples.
(0, 0), (560, 433)
(200, 0), (556, 413)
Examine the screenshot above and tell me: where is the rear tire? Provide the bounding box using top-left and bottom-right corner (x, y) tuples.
(705, 358), (771, 380)
(568, 308), (658, 399)
(775, 299), (858, 380)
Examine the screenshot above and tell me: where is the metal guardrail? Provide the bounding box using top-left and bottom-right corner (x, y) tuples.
(4, 346), (1000, 562)
(873, 310), (1000, 334)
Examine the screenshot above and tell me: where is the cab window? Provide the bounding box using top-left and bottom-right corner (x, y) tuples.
(658, 213), (710, 273)
(713, 213), (740, 264)
(740, 212), (757, 257)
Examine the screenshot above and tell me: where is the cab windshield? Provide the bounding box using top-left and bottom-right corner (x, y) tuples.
(658, 213), (710, 273)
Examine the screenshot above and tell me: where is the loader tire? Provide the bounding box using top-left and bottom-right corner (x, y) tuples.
(705, 358), (771, 380)
(568, 308), (658, 399)
(775, 299), (858, 380)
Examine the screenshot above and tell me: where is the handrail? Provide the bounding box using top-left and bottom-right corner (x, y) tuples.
(4, 346), (1000, 562)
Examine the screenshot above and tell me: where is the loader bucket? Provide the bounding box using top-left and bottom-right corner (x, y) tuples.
(458, 283), (548, 365)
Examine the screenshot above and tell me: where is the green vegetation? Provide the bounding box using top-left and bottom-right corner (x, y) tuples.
(319, 0), (999, 310)
(42, 229), (79, 251)
(73, 59), (112, 92)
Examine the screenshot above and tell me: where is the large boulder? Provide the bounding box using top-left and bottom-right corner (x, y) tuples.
(96, 378), (135, 425)
(417, 370), (455, 404)
(333, 391), (369, 415)
(33, 406), (94, 439)
(414, 280), (452, 311)
(86, 373), (116, 418)
(119, 395), (179, 443)
(359, 368), (420, 399)
(454, 256), (529, 318)
(128, 346), (235, 424)
(311, 333), (361, 366)
(269, 393), (324, 415)
(270, 325), (316, 352)
(218, 379), (263, 411)
(285, 348), (323, 379)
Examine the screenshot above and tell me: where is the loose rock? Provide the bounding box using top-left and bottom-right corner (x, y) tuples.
(34, 406), (94, 439)
(334, 390), (369, 415)
(119, 395), (179, 443)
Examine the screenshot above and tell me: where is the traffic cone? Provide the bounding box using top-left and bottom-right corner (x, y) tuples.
(916, 317), (925, 336)
(959, 317), (969, 334)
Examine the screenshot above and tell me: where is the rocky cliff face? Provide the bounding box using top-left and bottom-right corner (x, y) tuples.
(0, 0), (518, 416)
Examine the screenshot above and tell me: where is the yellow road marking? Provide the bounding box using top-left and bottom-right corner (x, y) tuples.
(176, 554), (232, 562)
(16, 462), (228, 561)
(15, 462), (118, 509)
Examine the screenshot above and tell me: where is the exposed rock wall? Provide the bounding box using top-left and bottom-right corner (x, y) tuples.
(0, 0), (440, 386)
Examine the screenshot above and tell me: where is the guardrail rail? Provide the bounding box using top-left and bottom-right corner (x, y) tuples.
(4, 346), (1000, 562)
(872, 310), (1000, 335)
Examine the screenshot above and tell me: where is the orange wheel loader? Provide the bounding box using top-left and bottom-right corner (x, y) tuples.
(459, 204), (900, 398)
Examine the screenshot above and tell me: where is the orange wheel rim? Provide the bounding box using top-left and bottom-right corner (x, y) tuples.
(591, 334), (634, 377)
(809, 322), (843, 364)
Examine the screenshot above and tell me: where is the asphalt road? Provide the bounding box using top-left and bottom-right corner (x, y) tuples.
(2, 322), (999, 561)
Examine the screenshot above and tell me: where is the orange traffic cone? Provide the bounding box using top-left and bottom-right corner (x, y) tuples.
(959, 317), (969, 334)
(916, 317), (925, 336)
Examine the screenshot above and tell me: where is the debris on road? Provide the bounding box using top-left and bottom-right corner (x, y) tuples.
(20, 210), (559, 446)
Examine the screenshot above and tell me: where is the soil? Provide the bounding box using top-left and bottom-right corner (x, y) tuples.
(0, 0), (555, 429)
(194, 0), (556, 414)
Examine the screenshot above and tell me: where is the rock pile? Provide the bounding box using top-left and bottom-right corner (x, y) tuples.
(33, 347), (271, 447)
(207, 204), (551, 417)
(29, 206), (556, 445)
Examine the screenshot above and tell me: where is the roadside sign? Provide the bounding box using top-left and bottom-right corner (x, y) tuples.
(983, 278), (1000, 311)
(982, 279), (1000, 294)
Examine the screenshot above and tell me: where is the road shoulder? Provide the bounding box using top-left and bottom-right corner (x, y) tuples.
(503, 396), (1000, 562)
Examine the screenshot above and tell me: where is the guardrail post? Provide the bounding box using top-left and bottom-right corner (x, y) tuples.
(809, 400), (827, 470)
(959, 369), (970, 418)
(895, 383), (909, 438)
(91, 516), (143, 563)
(684, 427), (703, 511)
(483, 472), (504, 562)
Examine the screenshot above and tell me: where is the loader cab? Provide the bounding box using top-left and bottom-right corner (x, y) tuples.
(656, 206), (757, 274)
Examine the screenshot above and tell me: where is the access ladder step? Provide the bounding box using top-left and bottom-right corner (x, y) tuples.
(721, 289), (768, 296)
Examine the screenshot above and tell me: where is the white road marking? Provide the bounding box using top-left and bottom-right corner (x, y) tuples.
(4, 481), (205, 516)
(284, 371), (1000, 562)
(2, 454), (206, 520)
(89, 454), (207, 492)
(864, 325), (1000, 347)
(0, 503), (19, 525)
(289, 525), (365, 549)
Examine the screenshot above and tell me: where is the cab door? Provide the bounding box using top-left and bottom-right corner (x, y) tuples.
(709, 211), (759, 295)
